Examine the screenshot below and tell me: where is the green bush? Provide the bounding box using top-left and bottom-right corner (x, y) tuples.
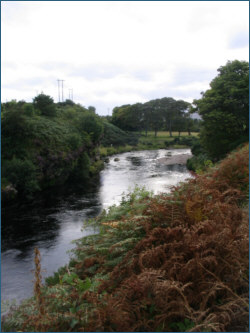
(33, 93), (57, 117)
(75, 112), (103, 144)
(66, 133), (82, 150)
(186, 154), (213, 172)
(89, 160), (104, 176)
(2, 158), (40, 196)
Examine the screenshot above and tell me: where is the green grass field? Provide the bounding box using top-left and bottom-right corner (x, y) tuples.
(138, 131), (199, 150)
(143, 131), (199, 138)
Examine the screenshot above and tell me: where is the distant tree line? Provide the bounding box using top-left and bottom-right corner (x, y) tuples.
(111, 97), (201, 137)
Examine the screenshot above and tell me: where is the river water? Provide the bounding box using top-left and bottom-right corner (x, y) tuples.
(1, 149), (192, 306)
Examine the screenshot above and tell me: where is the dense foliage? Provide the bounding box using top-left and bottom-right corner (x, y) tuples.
(187, 60), (249, 172)
(1, 96), (105, 200)
(191, 60), (249, 160)
(111, 97), (200, 137)
(2, 144), (248, 332)
(1, 96), (198, 202)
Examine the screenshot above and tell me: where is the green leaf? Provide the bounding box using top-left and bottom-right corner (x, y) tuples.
(70, 318), (79, 329)
(62, 272), (78, 285)
(69, 307), (77, 314)
(78, 277), (92, 292)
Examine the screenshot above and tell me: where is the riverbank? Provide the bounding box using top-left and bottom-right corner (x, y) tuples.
(1, 128), (198, 206)
(1, 149), (192, 311)
(97, 132), (198, 162)
(2, 144), (248, 332)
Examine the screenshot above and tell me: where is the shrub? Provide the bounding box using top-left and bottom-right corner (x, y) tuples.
(186, 154), (212, 172)
(76, 112), (103, 144)
(2, 158), (40, 197)
(33, 93), (57, 117)
(89, 160), (104, 176)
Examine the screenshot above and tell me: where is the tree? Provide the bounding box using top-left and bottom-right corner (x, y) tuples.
(112, 104), (143, 131)
(76, 111), (103, 144)
(2, 158), (40, 196)
(64, 99), (75, 106)
(172, 99), (190, 136)
(111, 97), (191, 136)
(141, 102), (152, 136)
(192, 60), (249, 160)
(33, 93), (56, 116)
(174, 115), (186, 136)
(184, 113), (196, 136)
(160, 97), (179, 137)
(88, 106), (96, 113)
(158, 98), (189, 136)
(23, 103), (35, 116)
(144, 99), (164, 137)
(111, 105), (130, 130)
(128, 103), (144, 132)
(1, 105), (35, 159)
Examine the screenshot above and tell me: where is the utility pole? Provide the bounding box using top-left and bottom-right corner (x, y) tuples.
(57, 79), (61, 102)
(57, 79), (69, 102)
(68, 88), (73, 101)
(61, 80), (65, 102)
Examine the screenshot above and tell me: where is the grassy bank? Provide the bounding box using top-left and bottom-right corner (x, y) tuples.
(2, 144), (248, 332)
(139, 131), (199, 150)
(98, 131), (199, 159)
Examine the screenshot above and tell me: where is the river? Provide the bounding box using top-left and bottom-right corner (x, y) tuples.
(1, 149), (192, 306)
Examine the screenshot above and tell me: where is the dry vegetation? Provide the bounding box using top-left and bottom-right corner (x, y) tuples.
(2, 144), (249, 332)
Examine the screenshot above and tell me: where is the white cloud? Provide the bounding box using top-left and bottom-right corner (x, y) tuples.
(1, 1), (249, 114)
(229, 30), (249, 49)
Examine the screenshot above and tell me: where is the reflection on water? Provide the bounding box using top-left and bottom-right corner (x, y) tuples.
(1, 185), (102, 304)
(2, 149), (192, 304)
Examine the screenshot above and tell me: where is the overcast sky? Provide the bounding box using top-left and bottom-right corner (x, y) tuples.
(1, 1), (249, 115)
